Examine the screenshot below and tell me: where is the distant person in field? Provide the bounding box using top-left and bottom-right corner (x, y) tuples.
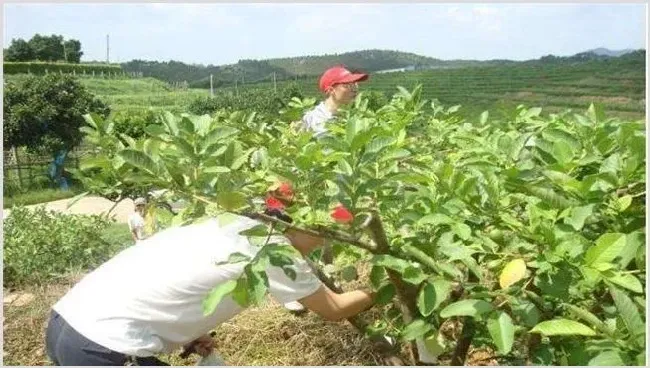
(299, 65), (369, 137)
(44, 182), (379, 366)
(128, 197), (147, 243)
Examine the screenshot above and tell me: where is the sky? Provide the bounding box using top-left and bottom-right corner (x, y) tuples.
(3, 3), (647, 65)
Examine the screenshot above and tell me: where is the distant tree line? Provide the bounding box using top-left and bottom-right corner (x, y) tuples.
(4, 34), (83, 63)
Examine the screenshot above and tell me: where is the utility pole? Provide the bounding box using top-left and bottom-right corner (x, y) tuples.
(273, 72), (277, 93)
(235, 78), (239, 97)
(210, 74), (214, 97)
(106, 34), (110, 63)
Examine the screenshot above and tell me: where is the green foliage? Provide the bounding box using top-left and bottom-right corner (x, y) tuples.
(3, 206), (117, 287)
(74, 85), (645, 365)
(3, 74), (110, 154)
(3, 62), (121, 75)
(188, 83), (303, 117)
(229, 53), (645, 121)
(110, 109), (161, 139)
(4, 33), (83, 63)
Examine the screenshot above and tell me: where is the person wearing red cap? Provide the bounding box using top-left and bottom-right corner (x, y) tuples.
(300, 65), (369, 138)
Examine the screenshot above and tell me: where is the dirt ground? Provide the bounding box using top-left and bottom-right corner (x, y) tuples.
(2, 196), (135, 223)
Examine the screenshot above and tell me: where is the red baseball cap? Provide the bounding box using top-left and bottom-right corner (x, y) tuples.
(319, 65), (369, 93)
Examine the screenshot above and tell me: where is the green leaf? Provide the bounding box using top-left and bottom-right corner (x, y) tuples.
(369, 266), (387, 289)
(231, 276), (251, 307)
(191, 115), (212, 136)
(402, 266), (427, 285)
(524, 107), (542, 118)
(372, 255), (412, 273)
(380, 148), (411, 162)
(162, 111), (179, 135)
(563, 304), (614, 335)
(618, 231), (643, 269)
(487, 312), (515, 355)
(178, 116), (195, 134)
(118, 149), (160, 175)
(418, 213), (454, 226)
(586, 103), (605, 123)
(216, 191), (248, 211)
(375, 284), (396, 305)
(203, 126), (239, 149)
(452, 222), (472, 240)
(616, 195), (633, 212)
(564, 204), (595, 231)
(531, 343), (554, 365)
(281, 266), (297, 281)
(245, 267), (268, 305)
(336, 158), (354, 176)
(637, 352), (645, 366)
(345, 117), (361, 144)
(366, 137), (396, 154)
(202, 280), (237, 316)
(529, 319), (596, 336)
(440, 299), (494, 318)
(609, 286), (644, 346)
(341, 265), (358, 282)
(417, 282), (437, 317)
(217, 212), (240, 226)
(145, 124), (167, 137)
(511, 301), (540, 328)
(203, 166), (231, 174)
(439, 242), (475, 262)
(239, 224), (271, 237)
(216, 252), (252, 265)
(607, 273), (643, 294)
(551, 140), (575, 165)
(588, 350), (625, 366)
(525, 186), (575, 209)
(585, 233), (626, 266)
(401, 319), (433, 341)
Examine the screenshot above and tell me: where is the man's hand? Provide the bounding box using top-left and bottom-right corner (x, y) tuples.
(181, 333), (215, 358)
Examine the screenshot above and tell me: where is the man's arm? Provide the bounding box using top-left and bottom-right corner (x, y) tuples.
(298, 285), (375, 321)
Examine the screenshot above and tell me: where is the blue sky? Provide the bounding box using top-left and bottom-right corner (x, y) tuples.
(3, 3), (646, 65)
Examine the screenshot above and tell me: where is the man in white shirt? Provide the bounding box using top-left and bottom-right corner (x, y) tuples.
(128, 197), (147, 242)
(45, 192), (377, 365)
(300, 65), (369, 138)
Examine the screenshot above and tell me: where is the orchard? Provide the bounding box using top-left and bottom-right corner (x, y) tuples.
(73, 85), (646, 366)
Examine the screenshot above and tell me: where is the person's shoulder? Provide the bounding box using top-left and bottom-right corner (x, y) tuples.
(302, 101), (327, 119)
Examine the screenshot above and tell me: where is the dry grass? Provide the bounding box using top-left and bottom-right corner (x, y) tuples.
(4, 263), (507, 366)
(3, 273), (381, 366)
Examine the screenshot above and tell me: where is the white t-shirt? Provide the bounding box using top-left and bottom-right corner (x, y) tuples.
(52, 216), (322, 357)
(300, 102), (334, 138)
(128, 212), (146, 240)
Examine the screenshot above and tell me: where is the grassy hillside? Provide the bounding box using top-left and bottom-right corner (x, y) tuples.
(220, 54), (646, 121)
(6, 50), (643, 123)
(121, 49), (519, 88)
(79, 77), (209, 112)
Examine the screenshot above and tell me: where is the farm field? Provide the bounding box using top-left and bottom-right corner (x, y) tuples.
(3, 55), (646, 366)
(217, 56), (645, 121)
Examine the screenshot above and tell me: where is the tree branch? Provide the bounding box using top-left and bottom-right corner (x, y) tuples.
(191, 194), (378, 253)
(366, 210), (420, 365)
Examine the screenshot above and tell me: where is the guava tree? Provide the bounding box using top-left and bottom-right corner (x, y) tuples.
(74, 87), (645, 366)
